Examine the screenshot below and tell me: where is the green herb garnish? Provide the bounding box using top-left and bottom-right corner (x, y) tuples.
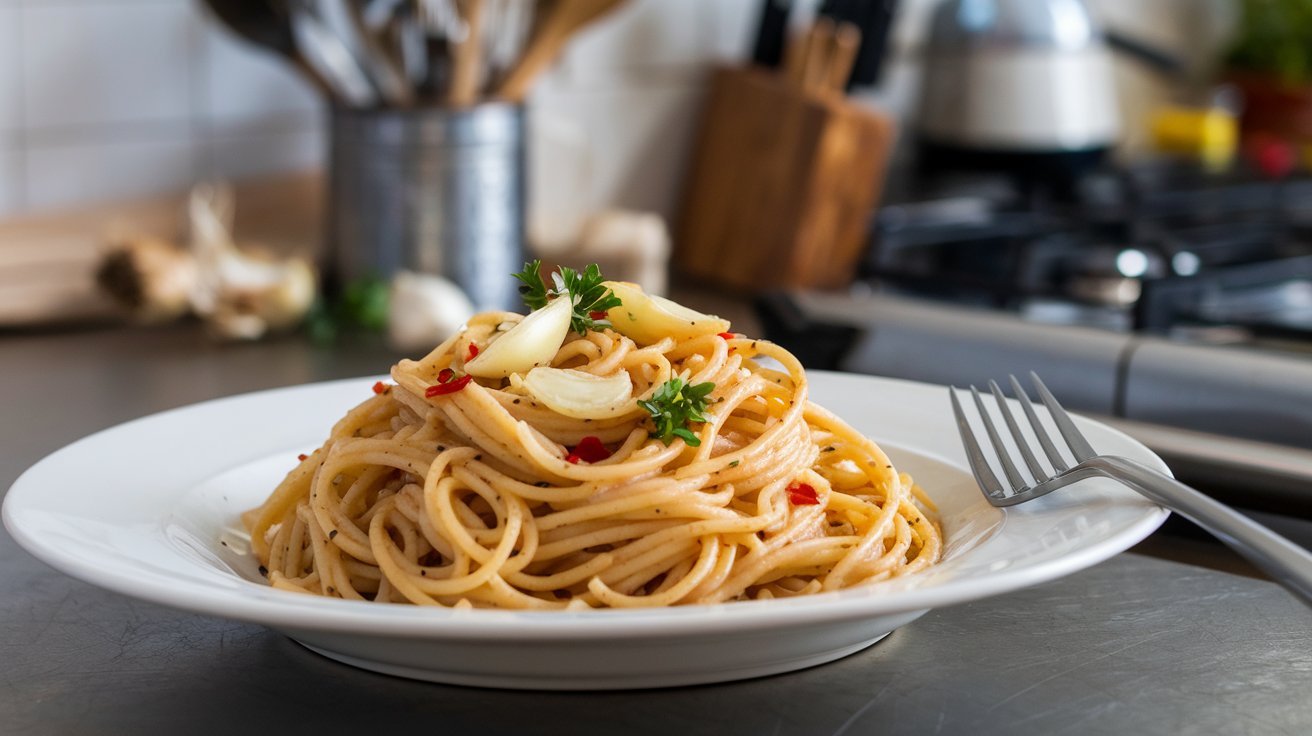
(639, 377), (716, 447)
(513, 260), (550, 311)
(513, 260), (622, 334)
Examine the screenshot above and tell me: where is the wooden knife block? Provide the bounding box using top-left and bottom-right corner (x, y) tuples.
(676, 67), (894, 292)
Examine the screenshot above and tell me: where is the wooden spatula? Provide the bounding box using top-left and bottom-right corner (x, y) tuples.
(495, 0), (627, 102)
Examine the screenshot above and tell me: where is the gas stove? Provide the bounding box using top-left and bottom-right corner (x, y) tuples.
(758, 161), (1312, 519)
(867, 161), (1312, 343)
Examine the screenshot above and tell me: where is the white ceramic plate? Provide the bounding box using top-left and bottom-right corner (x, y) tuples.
(4, 372), (1168, 690)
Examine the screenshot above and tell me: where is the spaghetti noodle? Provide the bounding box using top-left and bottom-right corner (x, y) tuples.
(244, 274), (940, 609)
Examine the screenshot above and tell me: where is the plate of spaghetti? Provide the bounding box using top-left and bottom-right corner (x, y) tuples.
(3, 264), (1168, 689)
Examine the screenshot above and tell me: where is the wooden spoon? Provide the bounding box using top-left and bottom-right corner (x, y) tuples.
(495, 0), (627, 102)
(448, 0), (486, 107)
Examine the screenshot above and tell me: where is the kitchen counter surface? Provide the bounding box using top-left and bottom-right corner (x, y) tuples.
(2, 325), (1310, 735)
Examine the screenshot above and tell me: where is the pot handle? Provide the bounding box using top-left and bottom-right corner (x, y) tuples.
(1105, 30), (1184, 76)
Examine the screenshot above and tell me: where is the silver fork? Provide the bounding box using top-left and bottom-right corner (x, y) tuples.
(951, 372), (1312, 607)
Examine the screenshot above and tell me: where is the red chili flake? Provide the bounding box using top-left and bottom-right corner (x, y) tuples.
(717, 332), (736, 340)
(466, 343), (479, 361)
(787, 482), (820, 505)
(372, 381), (388, 395)
(437, 367), (455, 383)
(297, 453), (308, 462)
(425, 374), (472, 397)
(569, 435), (612, 464)
(589, 310), (609, 320)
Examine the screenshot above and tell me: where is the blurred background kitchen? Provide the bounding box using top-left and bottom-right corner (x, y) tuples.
(2, 1), (1310, 552)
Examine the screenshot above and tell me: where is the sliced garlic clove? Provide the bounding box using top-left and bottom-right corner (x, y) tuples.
(465, 296), (571, 378)
(523, 366), (635, 419)
(603, 281), (730, 345)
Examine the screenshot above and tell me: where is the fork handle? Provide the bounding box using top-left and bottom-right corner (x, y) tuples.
(1095, 456), (1312, 608)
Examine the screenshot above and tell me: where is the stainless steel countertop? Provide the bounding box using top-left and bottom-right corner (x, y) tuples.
(2, 325), (1310, 734)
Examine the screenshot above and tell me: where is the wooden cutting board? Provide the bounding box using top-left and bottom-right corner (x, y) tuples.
(0, 172), (322, 327)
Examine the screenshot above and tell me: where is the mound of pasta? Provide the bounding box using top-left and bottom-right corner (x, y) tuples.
(244, 264), (941, 609)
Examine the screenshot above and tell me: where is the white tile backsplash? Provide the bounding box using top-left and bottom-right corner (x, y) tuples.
(204, 121), (323, 181)
(199, 21), (320, 135)
(0, 7), (20, 132)
(0, 147), (20, 217)
(558, 0), (722, 84)
(529, 80), (705, 245)
(523, 0), (748, 247)
(711, 0), (761, 60)
(21, 2), (197, 130)
(0, 0), (731, 229)
(25, 128), (198, 211)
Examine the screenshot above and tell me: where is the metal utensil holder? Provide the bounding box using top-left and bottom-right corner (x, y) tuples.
(327, 103), (526, 312)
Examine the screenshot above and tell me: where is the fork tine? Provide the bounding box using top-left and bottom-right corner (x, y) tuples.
(970, 385), (1028, 490)
(1030, 372), (1097, 461)
(1009, 374), (1068, 473)
(950, 387), (1004, 497)
(989, 379), (1045, 481)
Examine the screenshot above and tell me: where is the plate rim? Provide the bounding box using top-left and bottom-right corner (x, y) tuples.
(3, 371), (1169, 640)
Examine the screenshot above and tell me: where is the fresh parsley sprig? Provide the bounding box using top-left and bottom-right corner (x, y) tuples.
(513, 260), (550, 311)
(639, 377), (716, 447)
(558, 264), (623, 333)
(513, 260), (622, 334)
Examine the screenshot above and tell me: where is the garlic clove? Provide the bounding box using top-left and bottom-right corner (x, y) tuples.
(260, 258), (317, 330)
(523, 366), (635, 419)
(387, 272), (475, 352)
(198, 255), (316, 340)
(603, 281), (730, 345)
(465, 296), (571, 378)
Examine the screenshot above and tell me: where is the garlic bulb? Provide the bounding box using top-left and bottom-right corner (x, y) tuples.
(465, 296), (571, 378)
(187, 183), (316, 340)
(603, 281), (730, 345)
(522, 366), (635, 419)
(95, 236), (197, 323)
(387, 272), (475, 352)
